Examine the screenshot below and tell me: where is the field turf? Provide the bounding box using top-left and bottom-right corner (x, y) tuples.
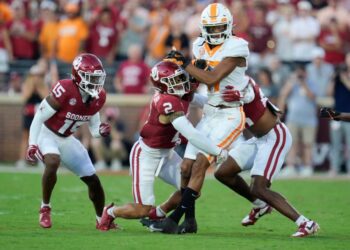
(0, 172), (349, 250)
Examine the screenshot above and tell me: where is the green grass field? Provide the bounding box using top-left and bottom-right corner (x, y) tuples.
(0, 172), (349, 250)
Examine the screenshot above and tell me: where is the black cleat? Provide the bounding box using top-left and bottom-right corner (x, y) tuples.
(149, 217), (178, 234)
(140, 218), (153, 228)
(178, 218), (197, 234)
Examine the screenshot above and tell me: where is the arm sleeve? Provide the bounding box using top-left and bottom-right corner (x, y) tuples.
(172, 116), (221, 156)
(28, 99), (57, 145)
(88, 113), (101, 138)
(190, 93), (208, 109)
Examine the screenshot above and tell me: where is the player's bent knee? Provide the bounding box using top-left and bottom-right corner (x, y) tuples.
(180, 159), (193, 178)
(80, 174), (102, 188)
(250, 182), (268, 199)
(44, 154), (60, 170)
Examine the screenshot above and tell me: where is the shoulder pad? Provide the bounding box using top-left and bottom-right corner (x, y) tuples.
(223, 36), (249, 58)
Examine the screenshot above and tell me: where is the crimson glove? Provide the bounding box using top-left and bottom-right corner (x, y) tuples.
(99, 123), (111, 137)
(26, 145), (43, 164)
(221, 85), (242, 102)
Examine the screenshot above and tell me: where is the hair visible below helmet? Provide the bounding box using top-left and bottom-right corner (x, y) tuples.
(150, 61), (190, 97)
(71, 53), (106, 97)
(200, 3), (233, 45)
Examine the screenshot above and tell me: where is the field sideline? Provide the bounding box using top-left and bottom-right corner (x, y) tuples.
(0, 171), (349, 250)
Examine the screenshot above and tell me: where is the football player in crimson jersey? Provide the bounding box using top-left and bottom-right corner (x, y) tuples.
(213, 78), (319, 237)
(25, 53), (116, 230)
(98, 61), (228, 231)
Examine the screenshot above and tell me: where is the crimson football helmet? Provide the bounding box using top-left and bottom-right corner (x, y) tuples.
(150, 61), (190, 96)
(71, 53), (106, 97)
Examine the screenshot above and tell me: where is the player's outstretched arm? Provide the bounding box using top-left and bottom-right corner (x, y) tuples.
(168, 112), (222, 156)
(320, 107), (350, 122)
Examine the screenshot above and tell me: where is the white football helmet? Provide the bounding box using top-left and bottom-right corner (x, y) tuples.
(200, 3), (233, 45)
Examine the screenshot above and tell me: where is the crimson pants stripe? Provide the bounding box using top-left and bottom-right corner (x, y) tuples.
(135, 146), (142, 204)
(131, 142), (140, 203)
(268, 124), (287, 181)
(263, 126), (280, 178)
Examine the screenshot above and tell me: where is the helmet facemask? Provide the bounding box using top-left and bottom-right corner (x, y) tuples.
(161, 69), (190, 97)
(202, 23), (229, 45)
(77, 70), (106, 98)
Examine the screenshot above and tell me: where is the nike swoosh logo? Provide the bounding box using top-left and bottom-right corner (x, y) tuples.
(181, 205), (187, 209)
(306, 223), (314, 231)
(149, 225), (163, 232)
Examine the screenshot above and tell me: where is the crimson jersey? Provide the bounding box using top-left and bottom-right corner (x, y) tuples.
(244, 79), (268, 128)
(45, 79), (106, 137)
(140, 92), (193, 149)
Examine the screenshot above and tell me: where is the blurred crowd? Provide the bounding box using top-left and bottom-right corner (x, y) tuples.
(2, 0), (350, 176)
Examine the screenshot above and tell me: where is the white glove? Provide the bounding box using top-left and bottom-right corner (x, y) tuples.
(216, 149), (228, 166)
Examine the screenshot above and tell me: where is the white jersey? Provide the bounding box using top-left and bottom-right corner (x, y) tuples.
(192, 36), (249, 107)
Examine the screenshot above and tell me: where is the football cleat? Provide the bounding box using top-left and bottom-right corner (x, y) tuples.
(149, 217), (178, 234)
(98, 203), (115, 231)
(178, 218), (197, 234)
(241, 205), (273, 226)
(39, 206), (52, 228)
(96, 220), (118, 230)
(292, 220), (320, 237)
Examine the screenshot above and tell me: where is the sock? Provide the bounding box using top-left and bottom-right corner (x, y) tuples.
(252, 199), (267, 208)
(41, 201), (51, 208)
(295, 215), (309, 226)
(169, 187), (198, 224)
(185, 202), (195, 220)
(107, 206), (116, 218)
(96, 215), (101, 223)
(156, 206), (166, 217)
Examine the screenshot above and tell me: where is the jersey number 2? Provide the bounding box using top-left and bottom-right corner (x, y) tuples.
(163, 102), (173, 114)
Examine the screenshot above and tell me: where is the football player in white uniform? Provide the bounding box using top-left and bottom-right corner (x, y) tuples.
(152, 3), (249, 233)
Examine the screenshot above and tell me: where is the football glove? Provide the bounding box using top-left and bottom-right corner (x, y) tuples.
(26, 145), (43, 164)
(99, 123), (111, 137)
(319, 107), (340, 121)
(193, 59), (209, 71)
(164, 50), (190, 68)
(221, 85), (242, 102)
(216, 149), (228, 166)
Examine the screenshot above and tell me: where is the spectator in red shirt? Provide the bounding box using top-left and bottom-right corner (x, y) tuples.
(318, 17), (346, 66)
(86, 8), (118, 64)
(248, 4), (273, 55)
(114, 44), (150, 94)
(7, 0), (36, 60)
